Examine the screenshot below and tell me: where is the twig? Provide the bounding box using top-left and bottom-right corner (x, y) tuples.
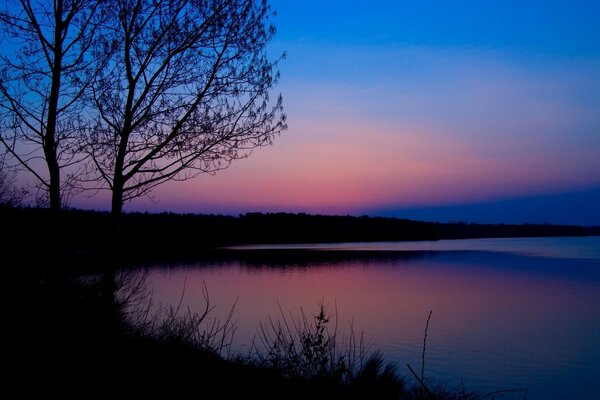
(407, 363), (437, 399)
(421, 310), (432, 384)
(170, 276), (187, 323)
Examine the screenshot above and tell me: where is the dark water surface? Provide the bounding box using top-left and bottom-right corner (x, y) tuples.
(145, 237), (600, 399)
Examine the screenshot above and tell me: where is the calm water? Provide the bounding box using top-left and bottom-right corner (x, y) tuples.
(144, 237), (600, 399)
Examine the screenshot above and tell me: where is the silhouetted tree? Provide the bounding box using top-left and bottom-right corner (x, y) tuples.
(84, 0), (286, 216)
(0, 0), (104, 210)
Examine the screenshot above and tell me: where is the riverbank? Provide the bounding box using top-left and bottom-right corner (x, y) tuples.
(11, 255), (531, 399)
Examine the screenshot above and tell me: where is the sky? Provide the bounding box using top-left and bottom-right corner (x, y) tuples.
(73, 0), (600, 224)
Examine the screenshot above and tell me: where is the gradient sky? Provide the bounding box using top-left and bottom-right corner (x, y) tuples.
(74, 0), (600, 223)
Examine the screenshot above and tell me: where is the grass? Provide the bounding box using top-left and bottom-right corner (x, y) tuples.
(253, 301), (406, 398)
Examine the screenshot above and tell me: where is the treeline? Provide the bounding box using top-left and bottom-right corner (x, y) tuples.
(3, 206), (598, 260)
(237, 212), (600, 242)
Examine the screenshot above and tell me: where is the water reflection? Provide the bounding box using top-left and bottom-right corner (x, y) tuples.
(143, 238), (600, 400)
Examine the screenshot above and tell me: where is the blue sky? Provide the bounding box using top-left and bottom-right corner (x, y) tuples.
(272, 0), (600, 54)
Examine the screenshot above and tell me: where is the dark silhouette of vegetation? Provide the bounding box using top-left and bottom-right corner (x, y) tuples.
(256, 302), (366, 382)
(1, 0), (285, 215)
(121, 274), (238, 355)
(2, 206), (598, 263)
(11, 261), (528, 399)
(253, 302), (407, 399)
(0, 0), (104, 210)
(82, 0), (286, 216)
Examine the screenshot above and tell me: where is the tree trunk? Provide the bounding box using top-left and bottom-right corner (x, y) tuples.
(104, 177), (123, 330)
(110, 175), (125, 246)
(111, 177), (124, 245)
(45, 0), (64, 211)
(46, 152), (61, 211)
(111, 184), (123, 217)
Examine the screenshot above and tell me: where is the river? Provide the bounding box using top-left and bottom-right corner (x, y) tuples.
(141, 236), (600, 399)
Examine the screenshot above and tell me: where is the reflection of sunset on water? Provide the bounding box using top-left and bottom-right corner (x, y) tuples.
(146, 237), (600, 399)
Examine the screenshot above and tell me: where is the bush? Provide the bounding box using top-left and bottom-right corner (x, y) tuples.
(254, 302), (406, 398)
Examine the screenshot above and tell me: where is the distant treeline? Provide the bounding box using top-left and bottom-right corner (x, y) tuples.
(2, 206), (599, 261)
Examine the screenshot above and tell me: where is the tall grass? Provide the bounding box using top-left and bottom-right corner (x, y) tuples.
(114, 273), (527, 399)
(116, 271), (236, 356)
(254, 302), (362, 381)
(253, 301), (406, 398)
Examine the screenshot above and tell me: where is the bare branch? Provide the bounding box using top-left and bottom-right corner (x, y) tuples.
(84, 0), (286, 215)
(1, 0), (106, 209)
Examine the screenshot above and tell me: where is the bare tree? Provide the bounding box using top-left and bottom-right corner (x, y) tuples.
(0, 0), (103, 210)
(85, 0), (286, 216)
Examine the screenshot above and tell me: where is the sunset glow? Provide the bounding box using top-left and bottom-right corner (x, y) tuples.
(71, 1), (600, 223)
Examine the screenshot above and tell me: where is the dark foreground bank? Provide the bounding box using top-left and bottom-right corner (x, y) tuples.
(12, 273), (399, 399)
(10, 259), (528, 400)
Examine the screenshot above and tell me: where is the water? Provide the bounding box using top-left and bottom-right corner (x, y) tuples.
(143, 237), (600, 399)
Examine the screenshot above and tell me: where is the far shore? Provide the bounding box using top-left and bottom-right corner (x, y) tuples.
(3, 205), (599, 267)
